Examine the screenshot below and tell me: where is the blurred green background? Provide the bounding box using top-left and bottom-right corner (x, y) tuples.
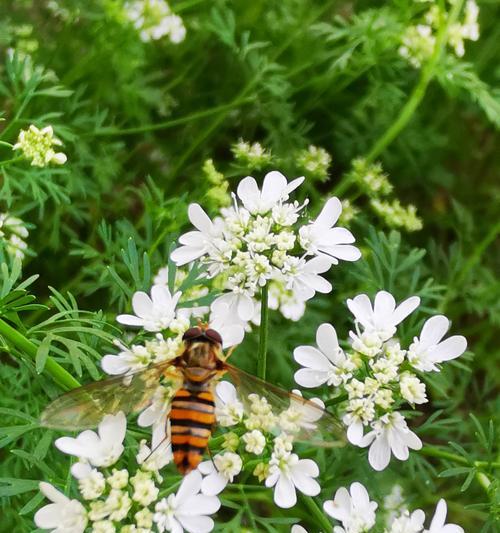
(0, 0), (498, 531)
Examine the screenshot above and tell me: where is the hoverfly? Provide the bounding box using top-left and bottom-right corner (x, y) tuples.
(41, 324), (344, 474)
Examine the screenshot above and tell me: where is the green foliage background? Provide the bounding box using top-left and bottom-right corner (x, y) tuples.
(0, 0), (498, 531)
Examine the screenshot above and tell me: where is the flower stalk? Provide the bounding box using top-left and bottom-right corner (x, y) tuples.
(0, 318), (81, 391)
(257, 284), (269, 380)
(364, 0), (466, 163)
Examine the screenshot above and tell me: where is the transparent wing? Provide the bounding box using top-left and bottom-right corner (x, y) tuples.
(224, 363), (346, 448)
(40, 362), (183, 431)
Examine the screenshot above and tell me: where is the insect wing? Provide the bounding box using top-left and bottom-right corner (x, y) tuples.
(224, 363), (346, 448)
(41, 362), (183, 431)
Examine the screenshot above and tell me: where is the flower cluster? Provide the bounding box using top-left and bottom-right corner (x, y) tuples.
(348, 158), (422, 232)
(34, 413), (221, 533)
(197, 381), (329, 509)
(0, 212), (29, 259)
(295, 145), (332, 182)
(13, 124), (67, 167)
(231, 140), (273, 170)
(125, 0), (186, 43)
(202, 159), (231, 210)
(370, 198), (423, 232)
(399, 0), (479, 68)
(294, 290), (467, 470)
(171, 170), (361, 330)
(293, 481), (464, 533)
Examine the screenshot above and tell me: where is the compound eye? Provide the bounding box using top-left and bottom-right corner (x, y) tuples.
(182, 327), (202, 341)
(205, 328), (223, 345)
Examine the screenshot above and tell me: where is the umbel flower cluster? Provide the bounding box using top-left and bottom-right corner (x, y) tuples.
(124, 0), (186, 43)
(34, 413), (220, 533)
(294, 290), (467, 470)
(399, 0), (479, 68)
(171, 170), (361, 332)
(293, 482), (464, 533)
(13, 124), (67, 167)
(31, 170), (467, 532)
(0, 212), (29, 259)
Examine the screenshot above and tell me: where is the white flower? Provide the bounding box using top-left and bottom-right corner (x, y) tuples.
(323, 481), (378, 533)
(236, 171), (304, 215)
(55, 412), (126, 468)
(77, 469), (105, 500)
(299, 197), (361, 264)
(424, 499), (464, 533)
(342, 398), (376, 445)
(265, 452), (320, 509)
(13, 124), (67, 167)
(209, 292), (254, 343)
(101, 340), (152, 375)
(279, 389), (325, 434)
(384, 485), (407, 527)
(268, 277), (307, 321)
(407, 315), (467, 372)
(285, 256), (333, 301)
(358, 412), (422, 471)
(294, 323), (354, 388)
(399, 373), (427, 405)
(136, 438), (172, 474)
(131, 470), (159, 506)
(34, 482), (87, 533)
(242, 429), (266, 454)
(199, 452), (242, 495)
(106, 469), (129, 490)
(347, 291), (420, 342)
(245, 393), (277, 432)
(125, 0), (186, 44)
(214, 381), (244, 427)
(153, 470), (220, 533)
(117, 285), (182, 331)
(91, 520), (116, 533)
(171, 204), (224, 266)
(388, 509), (425, 533)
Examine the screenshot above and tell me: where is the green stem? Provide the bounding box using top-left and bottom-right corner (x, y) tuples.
(420, 446), (500, 469)
(300, 494), (331, 532)
(0, 140), (14, 148)
(257, 285), (269, 380)
(364, 0), (465, 163)
(439, 218), (500, 313)
(85, 99), (252, 137)
(0, 318), (81, 391)
(0, 156), (24, 167)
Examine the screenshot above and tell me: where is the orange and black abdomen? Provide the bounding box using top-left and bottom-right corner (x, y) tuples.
(170, 388), (215, 474)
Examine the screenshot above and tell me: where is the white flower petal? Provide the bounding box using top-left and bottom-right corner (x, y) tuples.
(315, 323), (340, 362)
(101, 354), (130, 375)
(116, 314), (145, 326)
(315, 197), (342, 227)
(368, 433), (391, 471)
(391, 295), (420, 325)
(176, 470), (202, 502)
(294, 368), (329, 388)
(132, 291), (153, 318)
(294, 345), (332, 371)
(420, 315), (450, 348)
(374, 291), (396, 319)
(428, 336), (467, 362)
(178, 515), (215, 533)
(188, 203), (213, 232)
(274, 475), (297, 508)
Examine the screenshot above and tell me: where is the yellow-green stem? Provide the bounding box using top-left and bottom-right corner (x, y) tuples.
(0, 318), (81, 391)
(257, 285), (269, 380)
(365, 0), (465, 163)
(300, 494), (331, 532)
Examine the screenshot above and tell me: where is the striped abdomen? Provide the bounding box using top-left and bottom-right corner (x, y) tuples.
(170, 387), (215, 474)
